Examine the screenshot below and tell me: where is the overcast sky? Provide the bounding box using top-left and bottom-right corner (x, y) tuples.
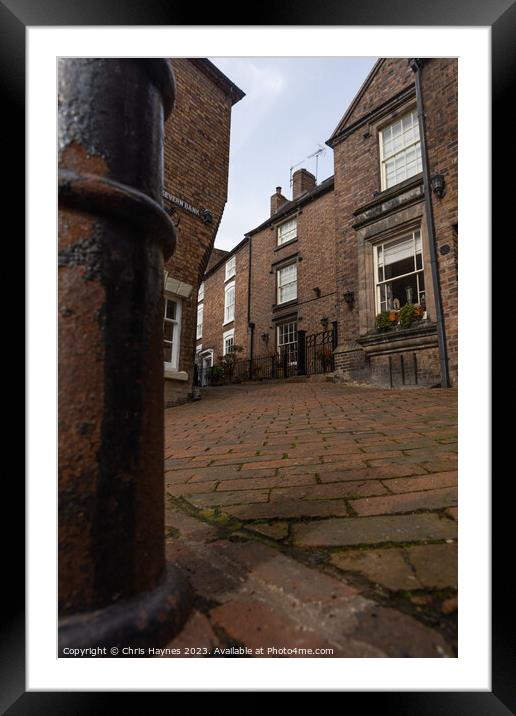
(209, 57), (377, 251)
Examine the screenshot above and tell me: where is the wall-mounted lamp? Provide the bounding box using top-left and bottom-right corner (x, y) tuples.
(200, 208), (214, 224)
(343, 291), (355, 309)
(320, 316), (329, 329)
(313, 287), (321, 298)
(430, 173), (445, 199)
(261, 332), (269, 343)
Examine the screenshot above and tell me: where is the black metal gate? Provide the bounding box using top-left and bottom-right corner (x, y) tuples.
(305, 322), (337, 375)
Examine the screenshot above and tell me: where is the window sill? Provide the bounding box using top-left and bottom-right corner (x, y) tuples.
(275, 238), (298, 251)
(272, 299), (298, 312)
(224, 274), (236, 283)
(164, 368), (189, 381)
(356, 321), (438, 355)
(222, 319), (235, 326)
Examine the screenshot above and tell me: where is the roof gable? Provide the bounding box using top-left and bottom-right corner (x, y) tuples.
(327, 59), (415, 146)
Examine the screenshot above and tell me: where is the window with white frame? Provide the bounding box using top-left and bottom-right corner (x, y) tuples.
(196, 302), (203, 340)
(277, 217), (297, 246)
(380, 109), (422, 190)
(374, 230), (425, 314)
(223, 329), (235, 356)
(224, 281), (235, 323)
(277, 321), (297, 365)
(163, 295), (182, 369)
(198, 281), (204, 302)
(277, 262), (297, 304)
(225, 255), (236, 281)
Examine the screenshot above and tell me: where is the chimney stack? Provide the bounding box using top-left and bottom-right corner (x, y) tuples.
(271, 186), (288, 216)
(292, 168), (316, 200)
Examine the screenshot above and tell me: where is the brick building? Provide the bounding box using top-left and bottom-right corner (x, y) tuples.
(328, 58), (458, 387)
(162, 59), (244, 406)
(197, 57), (457, 389)
(196, 168), (337, 379)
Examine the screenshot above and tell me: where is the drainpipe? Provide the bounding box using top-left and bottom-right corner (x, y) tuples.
(58, 58), (191, 653)
(247, 234), (254, 365)
(410, 58), (450, 388)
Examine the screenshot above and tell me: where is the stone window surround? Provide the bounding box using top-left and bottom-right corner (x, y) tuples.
(355, 205), (437, 339)
(373, 229), (425, 314)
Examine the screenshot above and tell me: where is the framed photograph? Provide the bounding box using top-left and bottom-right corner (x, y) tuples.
(8, 0), (510, 707)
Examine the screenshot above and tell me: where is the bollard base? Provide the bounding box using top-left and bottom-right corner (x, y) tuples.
(58, 564), (192, 657)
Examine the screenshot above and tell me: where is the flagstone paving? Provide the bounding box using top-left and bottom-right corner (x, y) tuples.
(163, 381), (458, 658)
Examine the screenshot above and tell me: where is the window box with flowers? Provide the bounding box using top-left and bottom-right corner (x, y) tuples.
(375, 303), (426, 333)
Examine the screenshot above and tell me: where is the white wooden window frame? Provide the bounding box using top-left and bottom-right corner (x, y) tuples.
(225, 255), (236, 281)
(198, 281), (204, 302)
(163, 294), (182, 371)
(224, 280), (235, 324)
(379, 109), (422, 190)
(196, 302), (203, 340)
(277, 217), (297, 246)
(276, 262), (297, 304)
(223, 328), (235, 356)
(373, 230), (425, 314)
(277, 321), (298, 365)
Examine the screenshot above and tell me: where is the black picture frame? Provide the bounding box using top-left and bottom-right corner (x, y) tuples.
(6, 0), (512, 709)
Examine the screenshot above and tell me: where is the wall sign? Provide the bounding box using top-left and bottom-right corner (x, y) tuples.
(163, 190), (213, 224)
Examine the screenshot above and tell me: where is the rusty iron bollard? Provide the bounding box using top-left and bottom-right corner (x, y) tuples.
(58, 58), (191, 654)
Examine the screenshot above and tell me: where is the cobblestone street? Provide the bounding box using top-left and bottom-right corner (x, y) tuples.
(163, 381), (458, 657)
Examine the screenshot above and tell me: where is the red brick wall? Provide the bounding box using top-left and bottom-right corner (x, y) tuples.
(251, 187), (337, 359)
(163, 59), (239, 405)
(332, 58), (457, 386)
(197, 244), (250, 363)
(199, 183), (337, 368)
(332, 60), (418, 357)
(421, 59), (458, 385)
(341, 59), (414, 128)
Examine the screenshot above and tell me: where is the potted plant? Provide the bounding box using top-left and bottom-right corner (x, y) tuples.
(398, 302), (418, 328)
(376, 311), (393, 331)
(316, 345), (334, 371)
(218, 344), (243, 383)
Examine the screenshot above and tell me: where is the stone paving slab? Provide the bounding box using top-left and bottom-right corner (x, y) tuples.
(349, 486), (458, 516)
(292, 513), (458, 547)
(164, 382), (458, 656)
(330, 542), (458, 592)
(330, 548), (421, 591)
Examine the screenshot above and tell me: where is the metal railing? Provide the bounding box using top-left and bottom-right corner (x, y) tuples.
(196, 323), (338, 386)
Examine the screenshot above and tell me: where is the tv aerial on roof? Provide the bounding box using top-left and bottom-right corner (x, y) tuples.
(289, 144), (326, 186)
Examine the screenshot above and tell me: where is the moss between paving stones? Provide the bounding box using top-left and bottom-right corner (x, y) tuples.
(167, 493), (457, 652)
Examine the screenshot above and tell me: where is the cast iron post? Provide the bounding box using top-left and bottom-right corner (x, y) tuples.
(58, 58), (191, 654)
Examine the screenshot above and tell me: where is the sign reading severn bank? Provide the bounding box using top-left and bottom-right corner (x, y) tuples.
(163, 190), (213, 224)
